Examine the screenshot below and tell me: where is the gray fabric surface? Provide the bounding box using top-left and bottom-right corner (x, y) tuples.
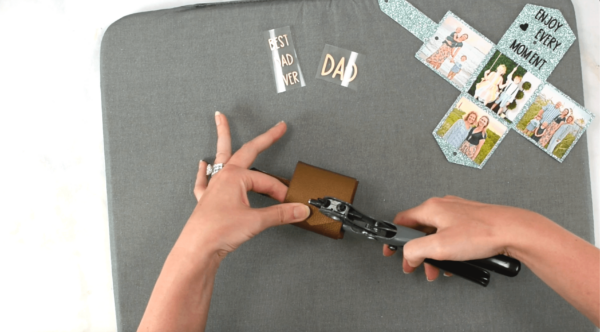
(100, 0), (595, 330)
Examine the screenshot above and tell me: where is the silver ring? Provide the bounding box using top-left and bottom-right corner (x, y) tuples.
(211, 163), (224, 176)
(206, 164), (213, 176)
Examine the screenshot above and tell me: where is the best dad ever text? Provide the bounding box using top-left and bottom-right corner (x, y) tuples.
(268, 34), (300, 86)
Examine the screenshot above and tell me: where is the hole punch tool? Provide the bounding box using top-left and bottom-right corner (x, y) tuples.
(309, 197), (521, 287)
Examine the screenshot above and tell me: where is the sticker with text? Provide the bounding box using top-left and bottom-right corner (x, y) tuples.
(496, 4), (576, 81)
(514, 84), (594, 162)
(416, 12), (494, 91)
(264, 26), (305, 93)
(467, 50), (543, 123)
(316, 44), (364, 91)
(434, 95), (509, 169)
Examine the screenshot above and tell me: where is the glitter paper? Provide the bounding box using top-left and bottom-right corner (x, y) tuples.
(511, 83), (595, 163)
(378, 0), (436, 42)
(415, 11), (495, 91)
(380, 0), (593, 168)
(496, 4), (576, 82)
(433, 94), (510, 169)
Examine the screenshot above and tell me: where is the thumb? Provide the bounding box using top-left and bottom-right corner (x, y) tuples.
(256, 203), (311, 230)
(403, 235), (444, 268)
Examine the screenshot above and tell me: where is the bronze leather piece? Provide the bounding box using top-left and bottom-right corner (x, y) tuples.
(284, 162), (359, 240)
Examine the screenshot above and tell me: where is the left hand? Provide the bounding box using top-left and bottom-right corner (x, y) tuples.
(177, 112), (311, 261)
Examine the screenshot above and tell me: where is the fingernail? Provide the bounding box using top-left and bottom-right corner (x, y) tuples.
(215, 111), (221, 125)
(199, 160), (203, 168)
(293, 205), (310, 220)
(276, 120), (285, 126)
(427, 277), (434, 282)
(443, 273), (451, 277)
(403, 268), (409, 275)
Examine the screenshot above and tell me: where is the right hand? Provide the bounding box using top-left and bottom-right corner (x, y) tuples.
(382, 196), (539, 281)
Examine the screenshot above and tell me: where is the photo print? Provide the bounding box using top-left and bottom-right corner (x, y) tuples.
(416, 12), (494, 90)
(435, 96), (509, 167)
(516, 84), (594, 161)
(468, 50), (542, 122)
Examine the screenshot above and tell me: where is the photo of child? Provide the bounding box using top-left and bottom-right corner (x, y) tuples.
(523, 114), (542, 136)
(436, 96), (508, 165)
(516, 84), (594, 161)
(531, 122), (547, 144)
(447, 55), (467, 80)
(468, 51), (542, 122)
(416, 13), (494, 90)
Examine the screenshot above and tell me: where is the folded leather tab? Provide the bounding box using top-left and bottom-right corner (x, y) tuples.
(284, 162), (359, 239)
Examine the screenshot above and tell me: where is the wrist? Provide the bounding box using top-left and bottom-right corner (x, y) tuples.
(173, 213), (228, 267)
(498, 208), (551, 264)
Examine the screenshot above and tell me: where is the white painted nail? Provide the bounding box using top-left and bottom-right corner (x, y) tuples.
(215, 111), (221, 125)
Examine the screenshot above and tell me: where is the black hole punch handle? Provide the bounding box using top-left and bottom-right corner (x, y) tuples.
(424, 259), (491, 287)
(467, 255), (521, 277)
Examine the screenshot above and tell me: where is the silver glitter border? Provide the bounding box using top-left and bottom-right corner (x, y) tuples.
(378, 0), (437, 42)
(415, 11), (496, 92)
(511, 82), (595, 163)
(432, 93), (511, 169)
(382, 2), (589, 168)
(496, 4), (576, 82)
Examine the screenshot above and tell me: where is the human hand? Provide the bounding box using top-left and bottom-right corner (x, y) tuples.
(382, 196), (536, 281)
(177, 112), (310, 260)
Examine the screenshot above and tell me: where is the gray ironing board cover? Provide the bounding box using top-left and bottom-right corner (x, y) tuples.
(100, 0), (595, 330)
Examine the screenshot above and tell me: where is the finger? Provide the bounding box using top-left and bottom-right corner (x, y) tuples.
(383, 245), (397, 257)
(424, 263), (440, 282)
(393, 198), (446, 231)
(403, 234), (446, 269)
(403, 257), (417, 274)
(393, 211), (437, 234)
(255, 203), (311, 230)
(214, 111), (232, 164)
(244, 169), (289, 202)
(194, 160), (209, 201)
(228, 121), (287, 168)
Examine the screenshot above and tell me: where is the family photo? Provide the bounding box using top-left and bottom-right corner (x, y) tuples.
(468, 51), (542, 122)
(416, 13), (494, 89)
(517, 85), (594, 160)
(436, 96), (508, 165)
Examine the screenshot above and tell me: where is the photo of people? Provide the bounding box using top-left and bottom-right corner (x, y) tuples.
(416, 13), (494, 90)
(468, 51), (542, 122)
(436, 96), (508, 165)
(516, 84), (594, 161)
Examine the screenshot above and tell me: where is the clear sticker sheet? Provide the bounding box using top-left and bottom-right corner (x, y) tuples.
(315, 44), (365, 91)
(264, 26), (306, 93)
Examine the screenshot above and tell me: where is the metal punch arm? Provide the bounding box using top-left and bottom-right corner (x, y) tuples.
(309, 197), (521, 287)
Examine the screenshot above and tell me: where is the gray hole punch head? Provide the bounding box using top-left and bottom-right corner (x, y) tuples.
(309, 197), (521, 287)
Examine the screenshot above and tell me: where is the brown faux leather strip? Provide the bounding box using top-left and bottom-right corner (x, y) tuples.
(284, 162), (359, 239)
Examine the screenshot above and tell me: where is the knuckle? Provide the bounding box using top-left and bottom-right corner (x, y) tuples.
(242, 142), (256, 153)
(275, 205), (286, 224)
(425, 197), (442, 207)
(430, 239), (449, 261)
(215, 151), (229, 159)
